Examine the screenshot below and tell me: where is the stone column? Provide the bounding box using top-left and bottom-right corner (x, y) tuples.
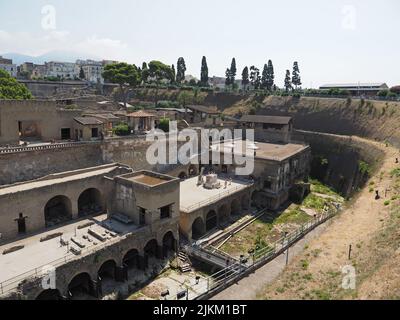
(115, 266), (126, 282)
(138, 255), (148, 270)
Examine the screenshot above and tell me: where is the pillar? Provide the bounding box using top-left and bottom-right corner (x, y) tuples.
(138, 255), (148, 270)
(156, 245), (164, 259)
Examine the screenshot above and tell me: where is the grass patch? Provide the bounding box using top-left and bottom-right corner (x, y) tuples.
(310, 179), (337, 195)
(274, 206), (312, 225)
(303, 194), (327, 211)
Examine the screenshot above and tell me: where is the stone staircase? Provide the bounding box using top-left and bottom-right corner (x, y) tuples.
(178, 251), (192, 273)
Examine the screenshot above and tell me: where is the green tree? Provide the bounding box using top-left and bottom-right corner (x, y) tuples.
(229, 58), (237, 88)
(250, 66), (261, 89)
(102, 62), (141, 108)
(145, 60), (175, 105)
(176, 57), (187, 84)
(292, 61), (302, 89)
(225, 68), (231, 87)
(171, 64), (176, 83)
(79, 66), (85, 80)
(284, 70), (292, 92)
(200, 56), (209, 86)
(0, 69), (33, 99)
(241, 66), (249, 90)
(266, 60), (275, 91)
(261, 64), (268, 89)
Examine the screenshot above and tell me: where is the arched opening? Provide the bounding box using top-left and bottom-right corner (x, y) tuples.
(78, 188), (104, 217)
(178, 172), (187, 180)
(188, 164), (198, 177)
(231, 199), (241, 216)
(206, 210), (218, 232)
(68, 272), (92, 299)
(162, 231), (176, 256)
(218, 204), (230, 225)
(44, 195), (72, 228)
(36, 289), (62, 300)
(241, 194), (250, 210)
(123, 249), (139, 269)
(144, 239), (158, 258)
(192, 217), (206, 240)
(97, 260), (117, 280)
(251, 191), (270, 210)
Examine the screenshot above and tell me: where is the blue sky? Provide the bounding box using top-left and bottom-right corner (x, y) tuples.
(0, 0), (399, 87)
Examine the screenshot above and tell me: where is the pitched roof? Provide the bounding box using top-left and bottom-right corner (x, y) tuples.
(88, 113), (120, 121)
(74, 117), (104, 126)
(240, 115), (292, 125)
(127, 110), (156, 118)
(187, 105), (220, 114)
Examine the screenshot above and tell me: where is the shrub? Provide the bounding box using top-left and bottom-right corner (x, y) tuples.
(113, 123), (130, 136)
(377, 89), (389, 97)
(158, 117), (170, 132)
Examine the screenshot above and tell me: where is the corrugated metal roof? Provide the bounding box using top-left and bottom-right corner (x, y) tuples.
(240, 115), (292, 125)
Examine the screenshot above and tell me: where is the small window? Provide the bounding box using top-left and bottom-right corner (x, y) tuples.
(160, 205), (172, 220)
(139, 207), (146, 226)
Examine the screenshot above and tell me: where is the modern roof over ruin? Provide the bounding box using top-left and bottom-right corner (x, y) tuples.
(187, 105), (220, 114)
(74, 116), (104, 126)
(240, 115), (292, 125)
(319, 83), (388, 89)
(83, 113), (120, 121)
(127, 110), (156, 118)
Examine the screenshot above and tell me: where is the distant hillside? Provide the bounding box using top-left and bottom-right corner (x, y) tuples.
(1, 50), (100, 65)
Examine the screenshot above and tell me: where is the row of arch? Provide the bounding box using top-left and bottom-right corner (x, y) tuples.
(36, 231), (176, 300)
(44, 188), (105, 228)
(192, 193), (250, 240)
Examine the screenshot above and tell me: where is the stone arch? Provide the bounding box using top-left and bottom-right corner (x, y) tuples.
(241, 193), (250, 210)
(78, 188), (105, 217)
(188, 164), (198, 176)
(122, 248), (140, 270)
(162, 231), (176, 256)
(218, 204), (230, 225)
(178, 172), (187, 180)
(192, 217), (206, 240)
(67, 272), (93, 298)
(206, 210), (218, 232)
(231, 198), (241, 216)
(44, 195), (72, 228)
(97, 259), (117, 280)
(144, 239), (158, 258)
(36, 289), (62, 300)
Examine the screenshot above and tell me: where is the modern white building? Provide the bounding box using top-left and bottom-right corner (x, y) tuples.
(0, 56), (17, 77)
(45, 61), (77, 80)
(76, 60), (104, 83)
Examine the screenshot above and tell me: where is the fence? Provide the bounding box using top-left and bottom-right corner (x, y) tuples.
(0, 141), (100, 154)
(189, 208), (337, 300)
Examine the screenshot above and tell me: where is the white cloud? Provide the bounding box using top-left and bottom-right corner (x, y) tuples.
(0, 30), (130, 61)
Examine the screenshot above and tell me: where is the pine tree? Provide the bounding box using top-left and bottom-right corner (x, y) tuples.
(225, 68), (231, 87)
(284, 70), (292, 92)
(79, 66), (85, 80)
(261, 64), (268, 89)
(176, 57), (186, 84)
(292, 61), (302, 89)
(266, 60), (275, 91)
(241, 67), (249, 90)
(230, 58), (237, 85)
(171, 64), (176, 83)
(200, 56), (209, 86)
(250, 66), (261, 89)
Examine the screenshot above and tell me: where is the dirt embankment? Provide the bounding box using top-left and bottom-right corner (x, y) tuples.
(221, 95), (400, 148)
(258, 139), (400, 300)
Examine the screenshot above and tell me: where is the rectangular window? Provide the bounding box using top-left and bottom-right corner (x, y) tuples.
(91, 127), (99, 138)
(139, 207), (146, 226)
(160, 205), (172, 220)
(61, 128), (71, 140)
